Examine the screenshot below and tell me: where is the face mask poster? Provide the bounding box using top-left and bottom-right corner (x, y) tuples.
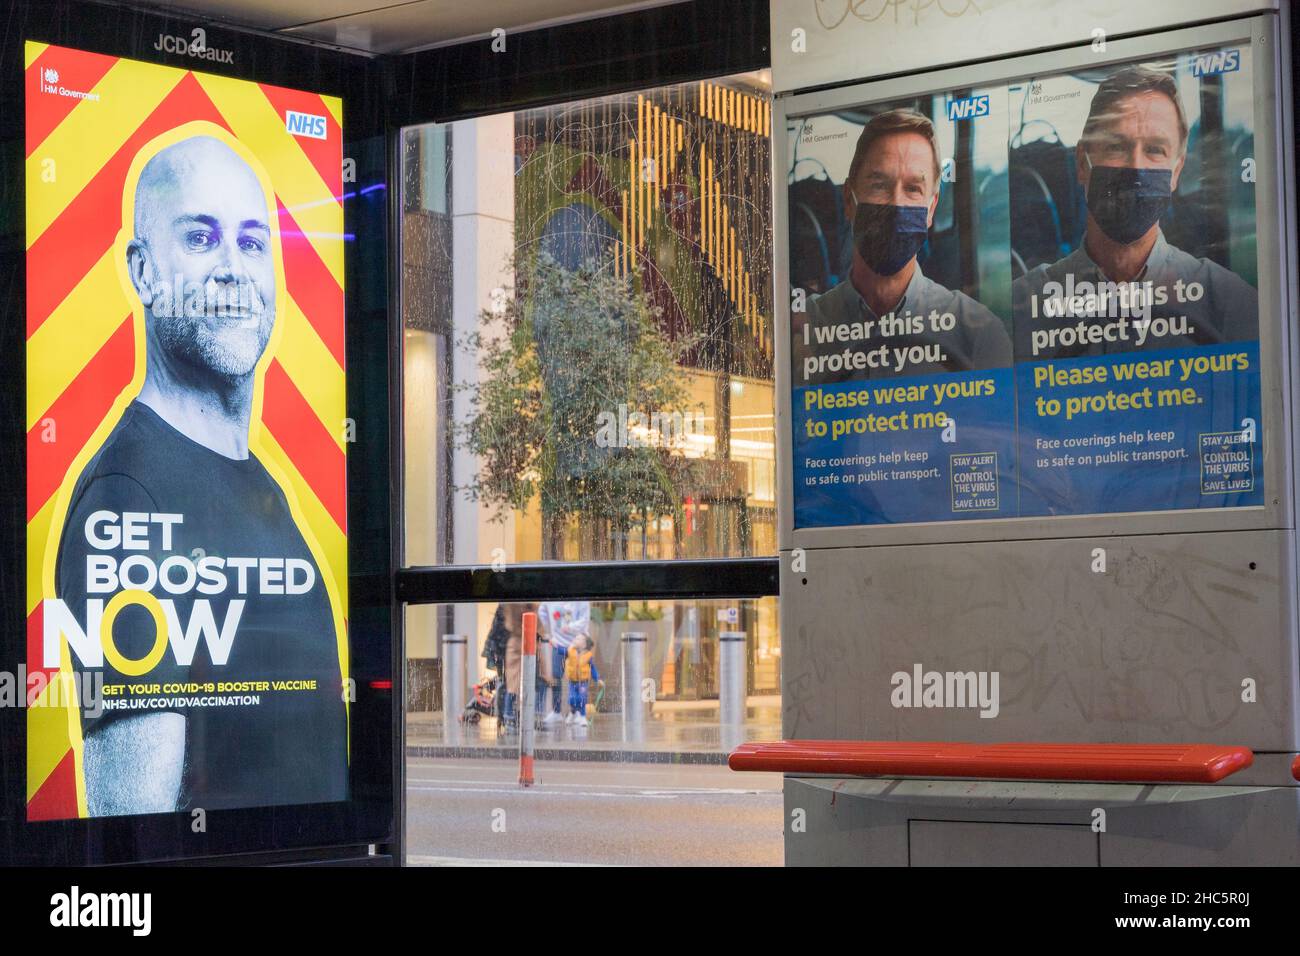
(24, 43), (349, 819)
(788, 46), (1261, 528)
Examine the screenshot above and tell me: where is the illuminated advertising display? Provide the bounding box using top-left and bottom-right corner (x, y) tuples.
(25, 41), (348, 819)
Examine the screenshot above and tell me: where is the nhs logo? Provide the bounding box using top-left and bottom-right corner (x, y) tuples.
(947, 94), (989, 121)
(1191, 49), (1240, 77)
(286, 110), (328, 140)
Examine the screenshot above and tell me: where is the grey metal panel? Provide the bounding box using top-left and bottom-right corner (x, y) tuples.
(1280, 0), (1300, 590)
(908, 820), (1098, 866)
(770, 7), (1298, 869)
(1099, 784), (1300, 864)
(780, 529), (1299, 750)
(785, 777), (1300, 865)
(773, 16), (1294, 553)
(768, 0), (1278, 95)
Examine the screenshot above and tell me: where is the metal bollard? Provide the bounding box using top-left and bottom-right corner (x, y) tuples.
(685, 606), (700, 663)
(441, 634), (467, 746)
(621, 631), (647, 745)
(718, 630), (746, 751)
(519, 612), (537, 787)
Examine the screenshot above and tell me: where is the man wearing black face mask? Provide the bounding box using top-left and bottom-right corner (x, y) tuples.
(1012, 65), (1257, 360)
(796, 109), (1011, 386)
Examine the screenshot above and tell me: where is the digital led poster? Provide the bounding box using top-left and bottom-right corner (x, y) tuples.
(25, 41), (349, 819)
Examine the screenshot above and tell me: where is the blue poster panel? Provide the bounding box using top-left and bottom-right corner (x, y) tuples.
(787, 43), (1262, 527)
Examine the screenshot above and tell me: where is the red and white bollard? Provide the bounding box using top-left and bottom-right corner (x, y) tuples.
(518, 611), (537, 787)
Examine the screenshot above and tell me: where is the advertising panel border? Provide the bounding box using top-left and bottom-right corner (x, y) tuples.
(774, 15), (1293, 552)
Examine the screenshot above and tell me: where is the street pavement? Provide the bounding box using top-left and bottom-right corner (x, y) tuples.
(408, 697), (782, 756)
(406, 756), (784, 866)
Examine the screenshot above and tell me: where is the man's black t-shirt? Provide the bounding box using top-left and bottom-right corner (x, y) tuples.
(55, 400), (348, 811)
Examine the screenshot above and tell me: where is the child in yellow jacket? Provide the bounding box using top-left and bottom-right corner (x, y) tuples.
(564, 635), (600, 727)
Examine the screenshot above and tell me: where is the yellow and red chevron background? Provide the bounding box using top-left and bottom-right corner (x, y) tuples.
(24, 42), (348, 820)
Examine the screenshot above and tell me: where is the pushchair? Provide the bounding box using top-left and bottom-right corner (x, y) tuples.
(461, 672), (501, 724)
(461, 671), (520, 738)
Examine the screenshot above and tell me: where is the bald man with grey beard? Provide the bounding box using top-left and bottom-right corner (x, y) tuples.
(55, 136), (347, 816)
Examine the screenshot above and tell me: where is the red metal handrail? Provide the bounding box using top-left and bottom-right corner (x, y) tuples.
(728, 740), (1254, 784)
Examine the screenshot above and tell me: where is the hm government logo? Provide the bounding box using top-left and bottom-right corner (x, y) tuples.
(38, 64), (99, 102)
